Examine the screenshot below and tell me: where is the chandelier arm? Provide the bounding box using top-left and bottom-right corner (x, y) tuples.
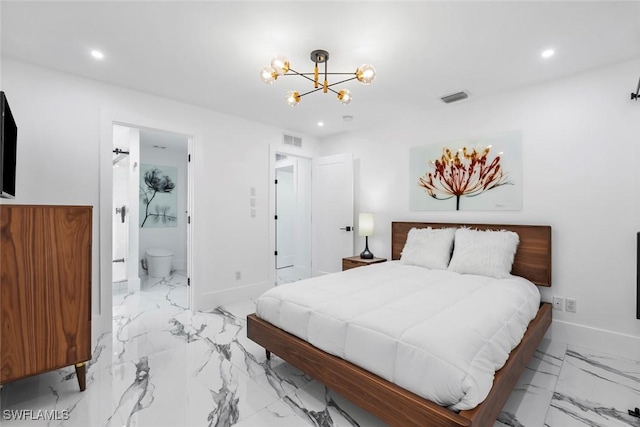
(286, 68), (318, 85)
(299, 87), (325, 97)
(299, 86), (340, 97)
(326, 76), (358, 88)
(283, 72), (356, 76)
(323, 60), (329, 93)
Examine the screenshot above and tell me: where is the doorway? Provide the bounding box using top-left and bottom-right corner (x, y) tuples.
(112, 124), (191, 307)
(274, 153), (312, 284)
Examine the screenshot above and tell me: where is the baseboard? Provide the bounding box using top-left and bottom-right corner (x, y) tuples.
(196, 281), (272, 311)
(172, 259), (186, 271)
(545, 319), (640, 360)
(128, 277), (141, 292)
(91, 313), (111, 338)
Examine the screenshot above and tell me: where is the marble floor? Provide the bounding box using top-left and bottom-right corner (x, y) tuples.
(1, 275), (639, 427)
(276, 266), (309, 286)
(276, 266), (296, 285)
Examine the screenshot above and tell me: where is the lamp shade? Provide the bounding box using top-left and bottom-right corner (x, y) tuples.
(359, 213), (374, 237)
(337, 89), (352, 105)
(356, 64), (376, 85)
(260, 66), (277, 84)
(271, 55), (290, 75)
(285, 91), (301, 106)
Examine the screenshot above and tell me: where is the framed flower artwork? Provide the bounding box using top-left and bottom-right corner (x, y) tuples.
(410, 131), (522, 211)
(139, 164), (178, 227)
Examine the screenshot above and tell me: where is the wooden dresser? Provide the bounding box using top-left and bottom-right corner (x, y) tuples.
(0, 205), (92, 391)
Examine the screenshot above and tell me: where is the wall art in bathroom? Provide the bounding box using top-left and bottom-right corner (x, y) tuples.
(139, 164), (178, 227)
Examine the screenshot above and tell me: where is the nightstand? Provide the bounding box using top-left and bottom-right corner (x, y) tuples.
(342, 256), (387, 271)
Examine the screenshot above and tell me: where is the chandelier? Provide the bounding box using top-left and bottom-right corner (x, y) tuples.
(260, 49), (376, 107)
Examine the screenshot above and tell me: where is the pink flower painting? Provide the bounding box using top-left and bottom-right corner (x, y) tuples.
(418, 145), (511, 211)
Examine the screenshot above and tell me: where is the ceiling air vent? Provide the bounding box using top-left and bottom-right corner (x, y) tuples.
(283, 133), (302, 148)
(440, 91), (470, 104)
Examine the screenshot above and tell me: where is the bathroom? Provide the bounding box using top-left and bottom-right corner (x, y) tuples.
(112, 124), (189, 297)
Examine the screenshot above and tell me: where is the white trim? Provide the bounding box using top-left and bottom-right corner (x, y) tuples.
(187, 137), (195, 310)
(199, 281), (272, 308)
(545, 319), (640, 361)
(98, 111), (113, 332)
(128, 277), (141, 292)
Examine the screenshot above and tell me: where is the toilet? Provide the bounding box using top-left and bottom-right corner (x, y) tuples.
(145, 248), (173, 278)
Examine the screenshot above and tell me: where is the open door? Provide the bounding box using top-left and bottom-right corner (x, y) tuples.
(276, 161), (296, 269)
(312, 153), (354, 276)
(273, 154), (312, 284)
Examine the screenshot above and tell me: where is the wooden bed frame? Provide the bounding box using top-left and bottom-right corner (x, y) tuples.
(247, 222), (552, 427)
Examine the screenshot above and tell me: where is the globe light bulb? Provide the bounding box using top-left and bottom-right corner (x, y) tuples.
(285, 91), (301, 106)
(260, 66), (278, 84)
(271, 55), (290, 75)
(356, 64), (376, 85)
(337, 89), (352, 105)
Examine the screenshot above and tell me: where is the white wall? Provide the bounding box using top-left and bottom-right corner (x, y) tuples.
(0, 59), (320, 332)
(293, 157), (312, 279)
(139, 138), (188, 274)
(319, 58), (640, 358)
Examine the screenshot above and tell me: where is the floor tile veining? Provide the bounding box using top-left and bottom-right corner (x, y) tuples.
(1, 276), (639, 426)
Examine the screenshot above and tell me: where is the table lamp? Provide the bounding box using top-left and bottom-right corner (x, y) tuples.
(359, 213), (374, 259)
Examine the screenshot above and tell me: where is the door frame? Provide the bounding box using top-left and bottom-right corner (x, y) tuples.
(268, 144), (313, 285)
(99, 111), (196, 332)
(275, 159), (296, 270)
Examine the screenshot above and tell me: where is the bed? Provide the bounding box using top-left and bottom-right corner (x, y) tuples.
(247, 222), (552, 427)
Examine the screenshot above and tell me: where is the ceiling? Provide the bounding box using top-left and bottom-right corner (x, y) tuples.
(2, 1), (640, 138)
(140, 128), (189, 153)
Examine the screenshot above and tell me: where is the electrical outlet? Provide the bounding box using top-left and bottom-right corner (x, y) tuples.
(553, 296), (564, 310)
(566, 298), (577, 313)
(235, 271), (241, 280)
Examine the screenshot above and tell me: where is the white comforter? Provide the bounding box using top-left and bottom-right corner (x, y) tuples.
(256, 261), (540, 410)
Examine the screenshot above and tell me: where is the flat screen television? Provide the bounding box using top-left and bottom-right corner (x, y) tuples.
(0, 91), (17, 199)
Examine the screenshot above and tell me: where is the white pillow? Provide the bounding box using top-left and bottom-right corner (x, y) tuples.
(447, 228), (520, 279)
(400, 227), (456, 270)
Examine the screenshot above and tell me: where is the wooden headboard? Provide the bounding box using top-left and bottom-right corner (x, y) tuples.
(391, 222), (552, 287)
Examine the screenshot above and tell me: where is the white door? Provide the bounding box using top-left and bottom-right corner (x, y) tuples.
(312, 153), (354, 276)
(112, 124), (140, 292)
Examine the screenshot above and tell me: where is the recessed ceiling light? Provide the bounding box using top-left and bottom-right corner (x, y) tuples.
(342, 115), (354, 122)
(541, 49), (555, 59)
(91, 50), (104, 60)
(317, 121), (324, 127)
